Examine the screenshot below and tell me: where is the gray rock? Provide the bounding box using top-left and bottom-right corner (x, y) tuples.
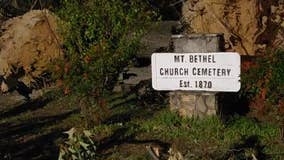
(138, 21), (181, 58)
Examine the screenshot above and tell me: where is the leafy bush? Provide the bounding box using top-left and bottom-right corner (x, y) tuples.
(53, 0), (155, 125)
(55, 0), (154, 95)
(241, 49), (284, 124)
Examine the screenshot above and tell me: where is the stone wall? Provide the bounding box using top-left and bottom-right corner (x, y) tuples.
(170, 92), (216, 117)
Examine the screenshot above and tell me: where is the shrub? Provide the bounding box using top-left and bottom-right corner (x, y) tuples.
(241, 49), (284, 124)
(55, 0), (154, 95)
(53, 0), (155, 125)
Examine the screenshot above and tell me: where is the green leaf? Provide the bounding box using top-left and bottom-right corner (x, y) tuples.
(64, 127), (76, 139)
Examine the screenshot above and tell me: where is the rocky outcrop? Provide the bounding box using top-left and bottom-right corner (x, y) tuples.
(0, 9), (63, 93)
(271, 3), (284, 48)
(182, 0), (284, 55)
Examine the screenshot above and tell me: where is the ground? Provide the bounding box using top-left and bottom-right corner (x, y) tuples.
(0, 92), (81, 160)
(0, 91), (284, 160)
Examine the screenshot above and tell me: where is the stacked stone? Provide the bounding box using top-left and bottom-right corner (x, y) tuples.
(169, 34), (222, 118)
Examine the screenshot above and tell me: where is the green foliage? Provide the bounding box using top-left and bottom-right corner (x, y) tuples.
(55, 0), (154, 96)
(242, 49), (284, 103)
(58, 103), (283, 159)
(59, 128), (97, 160)
(225, 116), (279, 142)
(135, 111), (281, 159)
(53, 0), (155, 125)
(266, 50), (284, 104)
(241, 49), (284, 124)
(138, 111), (224, 139)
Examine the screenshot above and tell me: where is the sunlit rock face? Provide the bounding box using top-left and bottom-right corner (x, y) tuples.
(182, 0), (284, 55)
(0, 9), (63, 92)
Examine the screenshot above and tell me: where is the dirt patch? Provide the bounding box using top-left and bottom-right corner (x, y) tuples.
(0, 95), (81, 160)
(0, 9), (63, 91)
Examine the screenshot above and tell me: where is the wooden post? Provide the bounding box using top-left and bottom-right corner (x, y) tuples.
(169, 33), (224, 118)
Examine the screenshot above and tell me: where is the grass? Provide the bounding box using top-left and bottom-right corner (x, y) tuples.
(147, 112), (281, 158)
(90, 106), (284, 160)
(1, 91), (283, 159)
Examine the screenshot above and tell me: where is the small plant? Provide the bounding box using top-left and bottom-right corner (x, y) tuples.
(0, 152), (11, 160)
(241, 49), (284, 123)
(59, 128), (97, 160)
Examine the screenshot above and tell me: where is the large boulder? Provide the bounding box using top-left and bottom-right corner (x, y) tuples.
(0, 9), (63, 92)
(182, 0), (284, 55)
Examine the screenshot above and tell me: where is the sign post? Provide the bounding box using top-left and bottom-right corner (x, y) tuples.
(151, 52), (240, 92)
(151, 34), (241, 117)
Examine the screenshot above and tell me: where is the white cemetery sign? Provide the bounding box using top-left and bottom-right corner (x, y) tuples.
(151, 52), (241, 92)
